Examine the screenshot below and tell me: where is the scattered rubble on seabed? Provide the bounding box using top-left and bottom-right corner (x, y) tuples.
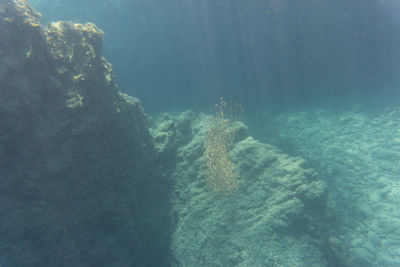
(246, 106), (400, 266)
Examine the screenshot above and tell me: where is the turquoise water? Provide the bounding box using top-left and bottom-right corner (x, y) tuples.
(30, 0), (400, 112)
(3, 0), (400, 266)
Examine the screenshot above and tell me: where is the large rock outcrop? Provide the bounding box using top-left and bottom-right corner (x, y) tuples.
(151, 111), (335, 266)
(0, 1), (171, 266)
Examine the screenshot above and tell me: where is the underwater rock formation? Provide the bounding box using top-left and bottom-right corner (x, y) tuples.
(270, 108), (400, 267)
(151, 112), (334, 266)
(0, 1), (171, 266)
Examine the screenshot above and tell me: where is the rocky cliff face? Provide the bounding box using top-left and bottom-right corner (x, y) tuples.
(0, 1), (171, 266)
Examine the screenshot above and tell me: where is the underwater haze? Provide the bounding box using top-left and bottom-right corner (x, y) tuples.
(2, 0), (400, 266)
(30, 0), (400, 111)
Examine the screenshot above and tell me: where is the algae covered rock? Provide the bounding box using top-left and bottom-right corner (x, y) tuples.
(0, 1), (170, 266)
(151, 111), (332, 266)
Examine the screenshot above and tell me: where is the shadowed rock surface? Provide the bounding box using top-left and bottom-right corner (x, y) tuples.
(0, 1), (171, 266)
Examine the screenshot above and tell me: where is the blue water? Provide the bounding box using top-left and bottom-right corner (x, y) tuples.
(30, 0), (400, 112)
(12, 0), (400, 266)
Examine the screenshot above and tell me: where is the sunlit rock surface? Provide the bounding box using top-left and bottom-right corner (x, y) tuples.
(151, 111), (334, 266)
(0, 1), (171, 266)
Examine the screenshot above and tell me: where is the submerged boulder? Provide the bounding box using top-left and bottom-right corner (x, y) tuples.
(151, 111), (334, 266)
(0, 1), (171, 266)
